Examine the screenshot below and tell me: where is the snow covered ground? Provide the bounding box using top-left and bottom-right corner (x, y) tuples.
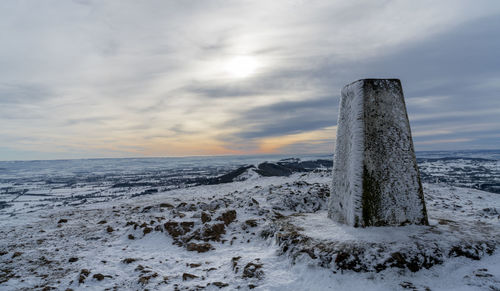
(0, 152), (499, 290)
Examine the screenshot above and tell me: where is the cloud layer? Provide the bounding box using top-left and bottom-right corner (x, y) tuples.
(1, 0), (499, 160)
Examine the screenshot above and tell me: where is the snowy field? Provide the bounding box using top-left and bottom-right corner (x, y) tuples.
(0, 151), (499, 290)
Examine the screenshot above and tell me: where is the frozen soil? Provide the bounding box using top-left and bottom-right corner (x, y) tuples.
(1, 170), (500, 290)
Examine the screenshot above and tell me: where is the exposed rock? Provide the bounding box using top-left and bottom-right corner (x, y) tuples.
(242, 262), (264, 279)
(245, 219), (258, 227)
(106, 226), (114, 233)
(217, 210), (236, 225)
(273, 212), (498, 273)
(201, 212), (211, 223)
(177, 203), (197, 212)
(211, 281), (229, 288)
(58, 219), (68, 224)
(400, 281), (417, 290)
(143, 227), (152, 235)
(448, 243), (495, 260)
(201, 223), (226, 241)
(93, 273), (105, 281)
(181, 221), (195, 232)
(182, 273), (198, 281)
(159, 203), (174, 208)
(126, 221), (137, 227)
(79, 269), (90, 284)
(231, 256), (241, 272)
(122, 258), (137, 264)
(138, 276), (150, 285)
(186, 242), (213, 253)
(68, 257), (78, 263)
(164, 221), (186, 238)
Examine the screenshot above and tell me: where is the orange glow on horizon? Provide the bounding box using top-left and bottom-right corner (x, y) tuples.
(254, 126), (336, 154)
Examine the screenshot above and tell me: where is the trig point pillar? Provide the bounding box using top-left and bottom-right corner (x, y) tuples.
(328, 79), (428, 227)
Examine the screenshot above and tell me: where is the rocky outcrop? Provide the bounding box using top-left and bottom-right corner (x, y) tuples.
(270, 212), (498, 273)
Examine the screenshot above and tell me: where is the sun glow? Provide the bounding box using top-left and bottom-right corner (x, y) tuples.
(224, 55), (259, 78)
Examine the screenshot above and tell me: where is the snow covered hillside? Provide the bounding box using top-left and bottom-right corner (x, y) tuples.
(1, 161), (500, 290)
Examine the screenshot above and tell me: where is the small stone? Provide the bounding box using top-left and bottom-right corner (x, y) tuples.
(231, 256), (241, 272)
(68, 257), (78, 263)
(138, 276), (150, 285)
(125, 221), (136, 227)
(122, 258), (137, 264)
(143, 227), (152, 235)
(211, 282), (229, 288)
(80, 269), (90, 276)
(58, 219), (68, 224)
(242, 262), (264, 279)
(79, 269), (90, 284)
(201, 212), (211, 223)
(400, 282), (417, 289)
(245, 219), (258, 227)
(93, 273), (105, 281)
(97, 220), (107, 224)
(106, 226), (114, 233)
(182, 273), (198, 281)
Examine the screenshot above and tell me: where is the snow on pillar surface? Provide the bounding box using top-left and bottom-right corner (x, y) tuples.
(328, 79), (428, 227)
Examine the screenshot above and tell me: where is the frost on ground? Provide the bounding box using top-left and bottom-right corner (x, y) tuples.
(1, 169), (500, 291)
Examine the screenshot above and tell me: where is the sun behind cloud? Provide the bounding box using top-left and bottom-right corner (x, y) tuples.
(223, 55), (260, 78)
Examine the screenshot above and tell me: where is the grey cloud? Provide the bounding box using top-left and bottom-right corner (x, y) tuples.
(226, 97), (337, 139)
(185, 81), (265, 98)
(353, 15), (500, 149)
(277, 140), (334, 155)
(0, 83), (53, 105)
(64, 116), (116, 126)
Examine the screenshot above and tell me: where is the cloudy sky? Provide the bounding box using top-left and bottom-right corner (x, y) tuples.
(1, 1), (499, 160)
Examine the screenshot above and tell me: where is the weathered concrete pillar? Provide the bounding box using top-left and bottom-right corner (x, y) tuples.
(328, 79), (428, 227)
